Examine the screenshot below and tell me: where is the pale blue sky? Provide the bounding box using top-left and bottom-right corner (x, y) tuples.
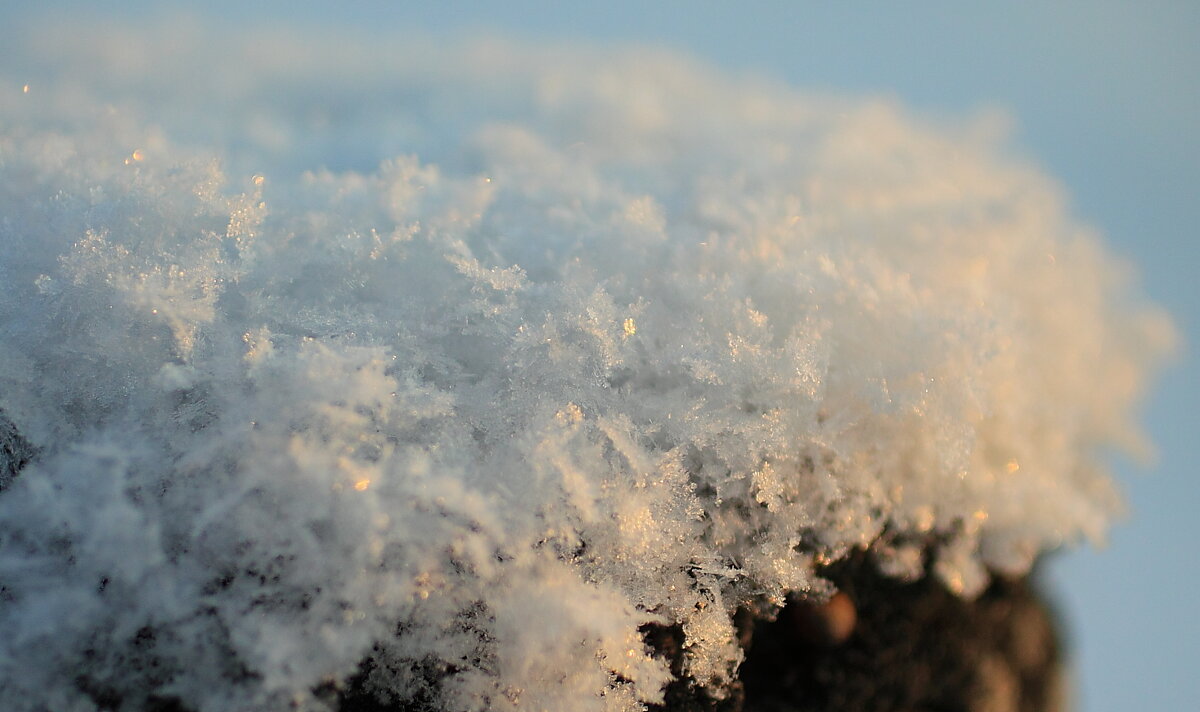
(9, 2), (1198, 709)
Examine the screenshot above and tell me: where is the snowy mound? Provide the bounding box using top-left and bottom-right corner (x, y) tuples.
(0, 22), (1174, 712)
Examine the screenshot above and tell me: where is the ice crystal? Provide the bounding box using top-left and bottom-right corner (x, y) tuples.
(0, 19), (1174, 712)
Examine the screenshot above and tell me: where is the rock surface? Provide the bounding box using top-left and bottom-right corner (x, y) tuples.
(737, 555), (1063, 712)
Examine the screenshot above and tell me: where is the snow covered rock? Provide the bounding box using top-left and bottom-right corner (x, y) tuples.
(0, 19), (1173, 712)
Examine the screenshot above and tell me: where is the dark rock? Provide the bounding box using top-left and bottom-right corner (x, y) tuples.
(737, 552), (1064, 712)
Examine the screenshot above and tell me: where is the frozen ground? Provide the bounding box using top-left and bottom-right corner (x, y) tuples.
(0, 10), (1182, 712)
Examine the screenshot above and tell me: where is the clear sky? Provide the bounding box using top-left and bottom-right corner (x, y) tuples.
(9, 2), (1198, 709)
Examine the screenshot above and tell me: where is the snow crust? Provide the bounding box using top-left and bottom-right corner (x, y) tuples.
(0, 20), (1175, 712)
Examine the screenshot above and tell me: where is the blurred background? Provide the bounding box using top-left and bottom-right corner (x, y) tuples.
(7, 2), (1197, 709)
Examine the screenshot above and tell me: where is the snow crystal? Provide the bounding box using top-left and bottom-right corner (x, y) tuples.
(0, 17), (1175, 712)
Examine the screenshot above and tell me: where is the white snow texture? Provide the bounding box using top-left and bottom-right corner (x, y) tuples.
(0, 20), (1175, 712)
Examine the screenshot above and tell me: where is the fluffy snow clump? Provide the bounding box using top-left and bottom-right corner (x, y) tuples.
(0, 21), (1174, 712)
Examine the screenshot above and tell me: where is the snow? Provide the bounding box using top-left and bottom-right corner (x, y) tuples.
(0, 19), (1175, 712)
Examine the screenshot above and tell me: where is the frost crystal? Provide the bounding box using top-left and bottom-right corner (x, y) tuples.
(0, 21), (1174, 712)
